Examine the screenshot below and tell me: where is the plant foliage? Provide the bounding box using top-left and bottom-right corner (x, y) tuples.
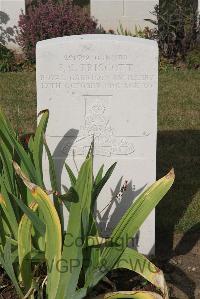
(17, 0), (97, 62)
(146, 0), (199, 60)
(185, 46), (200, 69)
(0, 108), (175, 298)
(117, 23), (157, 40)
(0, 44), (16, 72)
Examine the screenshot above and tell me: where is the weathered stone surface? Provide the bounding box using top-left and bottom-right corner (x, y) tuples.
(37, 34), (158, 254)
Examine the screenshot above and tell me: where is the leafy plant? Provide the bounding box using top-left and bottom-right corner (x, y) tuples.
(159, 56), (175, 71)
(0, 108), (175, 298)
(185, 46), (200, 69)
(17, 0), (97, 62)
(117, 23), (157, 40)
(146, 0), (199, 60)
(0, 44), (16, 72)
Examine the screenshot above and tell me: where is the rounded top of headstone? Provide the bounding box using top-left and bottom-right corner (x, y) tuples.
(36, 34), (158, 50)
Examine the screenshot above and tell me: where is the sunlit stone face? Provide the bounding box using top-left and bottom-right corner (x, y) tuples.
(37, 35), (158, 255)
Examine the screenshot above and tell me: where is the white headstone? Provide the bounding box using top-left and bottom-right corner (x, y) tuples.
(0, 0), (25, 52)
(199, 0), (200, 18)
(37, 35), (158, 255)
(91, 0), (158, 33)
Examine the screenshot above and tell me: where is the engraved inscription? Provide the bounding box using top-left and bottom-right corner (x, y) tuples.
(61, 95), (135, 157)
(40, 54), (154, 90)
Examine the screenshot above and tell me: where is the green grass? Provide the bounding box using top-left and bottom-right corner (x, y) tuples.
(0, 70), (199, 234)
(157, 70), (200, 234)
(0, 72), (37, 133)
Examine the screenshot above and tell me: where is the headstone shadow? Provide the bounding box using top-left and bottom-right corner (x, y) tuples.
(173, 223), (200, 256)
(52, 132), (149, 249)
(157, 224), (199, 299)
(156, 129), (200, 298)
(170, 223), (199, 299)
(96, 177), (146, 249)
(52, 129), (79, 192)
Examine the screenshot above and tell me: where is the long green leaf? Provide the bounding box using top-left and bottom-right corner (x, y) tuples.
(104, 169), (175, 254)
(0, 204), (6, 245)
(0, 140), (16, 193)
(0, 118), (36, 182)
(104, 291), (163, 299)
(13, 161), (62, 299)
(9, 191), (45, 236)
(31, 193), (60, 297)
(82, 169), (175, 294)
(0, 239), (24, 297)
(56, 156), (93, 299)
(44, 138), (63, 224)
(94, 165), (104, 186)
(65, 163), (77, 187)
(85, 163), (117, 279)
(18, 201), (38, 292)
(92, 162), (117, 203)
(27, 187), (61, 299)
(32, 110), (49, 187)
(114, 247), (168, 297)
(0, 182), (18, 239)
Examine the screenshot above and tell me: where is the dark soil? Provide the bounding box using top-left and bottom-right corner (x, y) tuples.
(0, 269), (18, 299)
(156, 232), (200, 299)
(88, 232), (200, 299)
(0, 233), (199, 299)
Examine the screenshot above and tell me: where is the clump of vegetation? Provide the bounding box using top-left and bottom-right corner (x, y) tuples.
(159, 56), (175, 71)
(0, 108), (175, 298)
(0, 44), (33, 73)
(116, 1), (199, 70)
(0, 44), (16, 72)
(17, 0), (97, 62)
(147, 0), (199, 61)
(185, 46), (200, 69)
(117, 24), (157, 40)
